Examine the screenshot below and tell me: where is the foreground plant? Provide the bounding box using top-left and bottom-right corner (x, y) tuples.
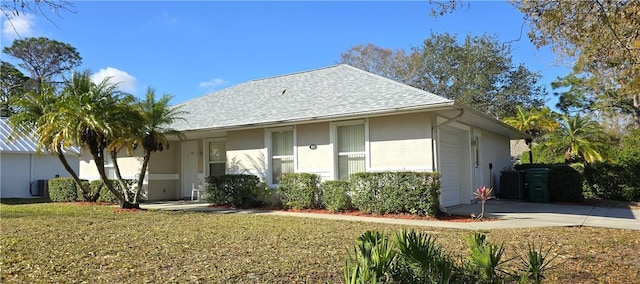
(344, 231), (396, 284)
(473, 186), (494, 219)
(466, 233), (507, 282)
(518, 243), (559, 284)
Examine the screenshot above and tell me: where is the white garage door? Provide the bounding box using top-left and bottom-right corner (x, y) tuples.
(439, 127), (462, 207)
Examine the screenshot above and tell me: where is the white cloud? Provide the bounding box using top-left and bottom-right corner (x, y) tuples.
(2, 13), (35, 40)
(199, 78), (227, 88)
(91, 67), (138, 94)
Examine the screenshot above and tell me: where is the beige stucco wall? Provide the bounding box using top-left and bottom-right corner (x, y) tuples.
(296, 122), (330, 176)
(146, 141), (180, 201)
(226, 128), (266, 178)
(369, 112), (433, 171)
(479, 130), (511, 192)
(78, 144), (182, 201)
(79, 148), (144, 180)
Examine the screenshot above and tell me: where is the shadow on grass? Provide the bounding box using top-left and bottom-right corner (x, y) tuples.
(1, 198), (52, 205)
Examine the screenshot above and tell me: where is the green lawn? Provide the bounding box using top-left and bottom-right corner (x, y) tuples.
(1, 202), (639, 283)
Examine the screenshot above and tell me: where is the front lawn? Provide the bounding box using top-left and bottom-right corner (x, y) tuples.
(1, 202), (639, 283)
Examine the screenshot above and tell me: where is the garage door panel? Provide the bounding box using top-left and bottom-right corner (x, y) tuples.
(439, 128), (462, 207)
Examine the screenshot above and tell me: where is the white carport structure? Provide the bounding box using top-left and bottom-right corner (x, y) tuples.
(0, 118), (80, 198)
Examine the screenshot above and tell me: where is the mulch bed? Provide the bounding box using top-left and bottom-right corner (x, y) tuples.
(274, 207), (496, 222)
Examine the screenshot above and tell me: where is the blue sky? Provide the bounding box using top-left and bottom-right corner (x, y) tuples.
(1, 1), (570, 106)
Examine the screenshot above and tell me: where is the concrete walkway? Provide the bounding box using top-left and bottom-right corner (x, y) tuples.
(140, 200), (640, 231)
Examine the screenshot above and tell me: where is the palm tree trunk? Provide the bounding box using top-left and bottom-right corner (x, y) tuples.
(110, 149), (132, 204)
(87, 136), (127, 207)
(633, 94), (639, 128)
(134, 149), (152, 202)
(55, 144), (91, 200)
(526, 138), (534, 164)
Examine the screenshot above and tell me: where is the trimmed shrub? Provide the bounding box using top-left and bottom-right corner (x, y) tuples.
(77, 180), (96, 202)
(206, 174), (261, 208)
(514, 163), (549, 171)
(350, 172), (441, 216)
(93, 180), (116, 203)
(548, 164), (584, 203)
(277, 173), (321, 209)
(321, 180), (352, 212)
(48, 177), (81, 202)
(584, 162), (640, 202)
(92, 179), (138, 203)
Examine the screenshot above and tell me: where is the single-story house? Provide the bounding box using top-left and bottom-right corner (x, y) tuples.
(79, 64), (528, 207)
(0, 118), (80, 198)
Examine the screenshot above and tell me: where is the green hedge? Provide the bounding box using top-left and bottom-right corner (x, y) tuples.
(48, 177), (83, 202)
(93, 179), (137, 203)
(548, 164), (584, 203)
(584, 162), (640, 202)
(321, 180), (352, 212)
(514, 163), (549, 171)
(350, 172), (441, 216)
(206, 174), (261, 208)
(277, 173), (322, 209)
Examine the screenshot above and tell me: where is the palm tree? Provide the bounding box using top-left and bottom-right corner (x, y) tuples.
(52, 71), (144, 208)
(132, 87), (186, 201)
(8, 84), (89, 197)
(544, 115), (608, 163)
(502, 106), (559, 163)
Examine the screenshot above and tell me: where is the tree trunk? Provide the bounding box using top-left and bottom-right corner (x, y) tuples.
(633, 94), (639, 128)
(525, 138), (534, 164)
(120, 200), (140, 209)
(134, 150), (152, 202)
(55, 144), (93, 200)
(110, 149), (132, 204)
(87, 137), (125, 206)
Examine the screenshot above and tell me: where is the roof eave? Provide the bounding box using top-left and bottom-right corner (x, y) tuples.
(176, 101), (456, 133)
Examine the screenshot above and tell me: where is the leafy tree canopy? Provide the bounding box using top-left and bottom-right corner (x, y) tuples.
(0, 61), (29, 117)
(515, 0), (640, 128)
(340, 33), (547, 119)
(3, 37), (82, 89)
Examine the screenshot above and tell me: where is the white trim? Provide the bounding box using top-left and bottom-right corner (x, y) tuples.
(204, 138), (227, 177)
(330, 119), (368, 180)
(148, 173), (179, 180)
(264, 126), (296, 186)
(368, 167), (434, 172)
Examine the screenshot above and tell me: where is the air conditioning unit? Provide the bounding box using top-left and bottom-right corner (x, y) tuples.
(36, 180), (49, 198)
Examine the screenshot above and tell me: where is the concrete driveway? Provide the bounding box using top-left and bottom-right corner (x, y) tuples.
(444, 199), (640, 230)
(141, 200), (640, 231)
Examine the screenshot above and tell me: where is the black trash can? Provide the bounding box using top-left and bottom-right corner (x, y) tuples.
(525, 168), (549, 202)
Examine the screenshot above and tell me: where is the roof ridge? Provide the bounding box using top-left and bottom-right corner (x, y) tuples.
(338, 64), (453, 102)
(249, 64), (342, 82)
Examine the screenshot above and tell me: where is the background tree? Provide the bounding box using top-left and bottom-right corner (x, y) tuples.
(0, 61), (29, 117)
(3, 37), (82, 92)
(551, 74), (596, 116)
(339, 43), (416, 83)
(514, 0), (640, 128)
(543, 115), (609, 164)
(339, 33), (547, 119)
(429, 0), (640, 128)
(503, 106), (559, 163)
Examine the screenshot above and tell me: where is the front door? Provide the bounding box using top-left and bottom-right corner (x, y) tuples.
(181, 140), (199, 198)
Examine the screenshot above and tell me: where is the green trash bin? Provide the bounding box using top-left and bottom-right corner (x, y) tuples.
(525, 168), (549, 203)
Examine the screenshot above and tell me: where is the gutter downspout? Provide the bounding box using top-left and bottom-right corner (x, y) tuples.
(431, 108), (464, 173)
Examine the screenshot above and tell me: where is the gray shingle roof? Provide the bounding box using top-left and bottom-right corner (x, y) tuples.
(172, 64), (454, 131)
(0, 118), (80, 154)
